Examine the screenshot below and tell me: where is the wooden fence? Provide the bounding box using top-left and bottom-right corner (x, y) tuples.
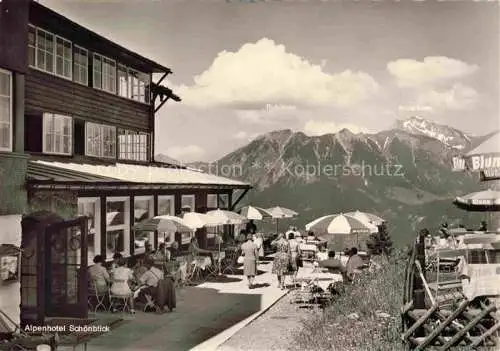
(401, 234), (500, 350)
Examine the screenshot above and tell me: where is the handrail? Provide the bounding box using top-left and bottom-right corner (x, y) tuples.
(415, 260), (436, 306)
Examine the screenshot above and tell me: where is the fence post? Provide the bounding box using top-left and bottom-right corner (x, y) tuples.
(413, 232), (427, 337)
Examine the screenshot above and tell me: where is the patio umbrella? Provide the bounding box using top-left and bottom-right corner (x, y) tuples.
(205, 209), (246, 277)
(265, 206), (298, 233)
(305, 213), (372, 249)
(345, 211), (384, 232)
(452, 130), (500, 180)
(205, 209), (246, 225)
(181, 212), (214, 229)
(453, 189), (500, 212)
(133, 215), (197, 232)
(238, 205), (272, 220)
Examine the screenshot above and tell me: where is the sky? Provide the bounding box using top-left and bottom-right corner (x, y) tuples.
(42, 0), (500, 162)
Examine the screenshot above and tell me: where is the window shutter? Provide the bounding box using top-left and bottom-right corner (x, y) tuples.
(24, 114), (42, 153)
(74, 119), (85, 155)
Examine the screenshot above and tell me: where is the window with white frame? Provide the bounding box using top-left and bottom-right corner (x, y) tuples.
(73, 46), (88, 85)
(28, 26), (36, 67)
(77, 197), (101, 266)
(181, 195), (195, 213)
(207, 194), (218, 209)
(158, 195), (175, 216)
(0, 69), (12, 151)
(28, 26), (73, 80)
(85, 122), (116, 158)
(92, 54), (102, 90)
(33, 27), (54, 74)
(93, 54), (116, 94)
(118, 129), (148, 161)
(106, 197), (130, 259)
(218, 194), (230, 209)
(128, 69), (150, 103)
(117, 64), (128, 98)
(55, 36), (72, 79)
(134, 196), (154, 254)
(43, 113), (72, 155)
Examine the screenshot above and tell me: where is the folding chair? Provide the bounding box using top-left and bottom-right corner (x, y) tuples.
(143, 293), (161, 313)
(88, 281), (107, 313)
(109, 288), (130, 313)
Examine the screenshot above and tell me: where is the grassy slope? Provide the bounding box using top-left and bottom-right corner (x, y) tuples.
(292, 253), (406, 351)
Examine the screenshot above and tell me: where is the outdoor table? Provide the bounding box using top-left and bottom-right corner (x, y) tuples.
(299, 243), (317, 261)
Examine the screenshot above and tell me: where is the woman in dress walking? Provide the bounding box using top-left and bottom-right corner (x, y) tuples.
(288, 233), (302, 284)
(271, 233), (291, 289)
(241, 234), (259, 288)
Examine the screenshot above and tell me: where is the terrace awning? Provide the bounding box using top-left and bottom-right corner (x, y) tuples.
(26, 160), (252, 191)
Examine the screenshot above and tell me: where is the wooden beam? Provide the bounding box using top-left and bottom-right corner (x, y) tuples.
(154, 96), (170, 113)
(402, 304), (439, 341)
(438, 304), (496, 350)
(471, 321), (500, 347)
(230, 188), (249, 211)
(416, 299), (470, 350)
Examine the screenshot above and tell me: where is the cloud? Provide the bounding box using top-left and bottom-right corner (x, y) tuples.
(416, 84), (479, 110)
(165, 145), (205, 162)
(303, 120), (370, 136)
(387, 56), (478, 88)
(236, 104), (298, 125)
(176, 38), (379, 108)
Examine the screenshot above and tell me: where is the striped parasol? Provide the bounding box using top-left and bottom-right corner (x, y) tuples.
(238, 205), (272, 220)
(306, 213), (371, 234)
(453, 189), (500, 212)
(345, 211), (384, 228)
(265, 206), (298, 233)
(306, 213), (372, 250)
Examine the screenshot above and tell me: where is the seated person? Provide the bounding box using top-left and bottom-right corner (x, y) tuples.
(89, 255), (111, 294)
(129, 257), (147, 283)
(316, 246), (328, 261)
(344, 247), (365, 282)
(318, 251), (342, 272)
(137, 258), (166, 311)
(110, 252), (123, 272)
(167, 241), (180, 259)
(152, 243), (168, 267)
(188, 237), (213, 261)
(110, 258), (136, 313)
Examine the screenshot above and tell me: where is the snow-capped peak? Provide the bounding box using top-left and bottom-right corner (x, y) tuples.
(395, 116), (473, 150)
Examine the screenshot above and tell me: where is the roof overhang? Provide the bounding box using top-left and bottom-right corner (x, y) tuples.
(26, 180), (251, 191)
(26, 160), (253, 191)
(30, 1), (172, 74)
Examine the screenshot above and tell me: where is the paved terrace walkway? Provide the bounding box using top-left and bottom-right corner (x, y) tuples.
(61, 259), (286, 351)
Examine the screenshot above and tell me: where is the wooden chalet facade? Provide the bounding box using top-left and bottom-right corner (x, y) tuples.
(0, 0), (252, 267)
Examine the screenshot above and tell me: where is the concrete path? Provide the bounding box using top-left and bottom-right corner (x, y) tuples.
(59, 259), (286, 351)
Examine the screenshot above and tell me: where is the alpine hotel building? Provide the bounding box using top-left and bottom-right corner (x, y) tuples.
(0, 0), (251, 324)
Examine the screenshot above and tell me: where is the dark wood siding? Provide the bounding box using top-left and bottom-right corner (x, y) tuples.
(25, 69), (151, 131)
(0, 0), (30, 73)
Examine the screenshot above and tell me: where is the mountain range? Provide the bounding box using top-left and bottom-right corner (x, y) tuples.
(157, 116), (493, 246)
